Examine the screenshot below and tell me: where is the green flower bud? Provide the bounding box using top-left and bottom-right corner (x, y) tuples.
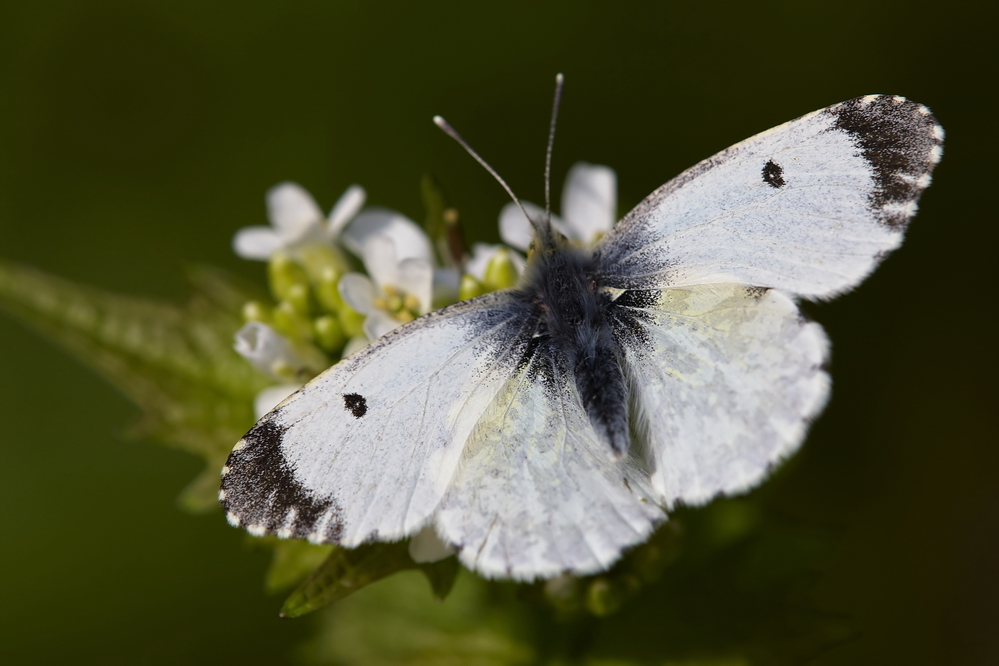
(268, 252), (310, 303)
(298, 244), (351, 284)
(459, 274), (485, 301)
(483, 248), (518, 291)
(315, 266), (345, 314)
(337, 303), (366, 338)
(272, 300), (314, 342)
(285, 283), (313, 317)
(313, 315), (345, 353)
(242, 300), (271, 323)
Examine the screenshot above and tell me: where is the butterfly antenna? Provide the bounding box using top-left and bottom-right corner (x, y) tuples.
(545, 73), (564, 226)
(433, 115), (536, 232)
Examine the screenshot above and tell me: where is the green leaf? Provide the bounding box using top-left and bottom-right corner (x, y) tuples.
(281, 542), (407, 618)
(280, 541), (460, 618)
(302, 570), (537, 666)
(264, 539), (335, 594)
(0, 260), (270, 509)
(416, 554), (460, 602)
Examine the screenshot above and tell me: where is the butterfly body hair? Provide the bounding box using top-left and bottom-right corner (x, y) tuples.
(514, 226), (631, 457)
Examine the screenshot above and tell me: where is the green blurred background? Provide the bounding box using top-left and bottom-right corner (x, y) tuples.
(1, 1), (995, 664)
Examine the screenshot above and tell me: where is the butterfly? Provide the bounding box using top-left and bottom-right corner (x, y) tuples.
(220, 84), (943, 581)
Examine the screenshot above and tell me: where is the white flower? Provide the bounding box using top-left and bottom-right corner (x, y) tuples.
(336, 207), (432, 263)
(234, 321), (315, 379)
(338, 210), (436, 340)
(233, 182), (366, 260)
(499, 162), (616, 250)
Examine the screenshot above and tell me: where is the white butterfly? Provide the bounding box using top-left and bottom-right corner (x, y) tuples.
(220, 89), (943, 581)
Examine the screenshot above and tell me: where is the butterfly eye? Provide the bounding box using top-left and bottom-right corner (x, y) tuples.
(762, 159), (786, 188)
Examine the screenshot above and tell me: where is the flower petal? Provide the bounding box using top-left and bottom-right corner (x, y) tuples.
(361, 234), (400, 291)
(327, 184), (366, 240)
(465, 243), (499, 280)
(234, 322), (301, 378)
(363, 310), (400, 340)
(561, 162), (617, 244)
(338, 273), (379, 315)
(342, 207), (434, 263)
(253, 383), (303, 419)
(498, 202), (538, 251)
(232, 226), (282, 260)
(398, 257), (433, 314)
(499, 201), (570, 249)
(266, 182), (324, 241)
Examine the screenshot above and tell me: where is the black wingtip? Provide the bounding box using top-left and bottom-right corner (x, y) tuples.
(220, 415), (345, 543)
(831, 95), (943, 230)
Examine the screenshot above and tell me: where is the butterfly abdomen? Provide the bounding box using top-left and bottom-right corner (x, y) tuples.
(522, 243), (631, 456)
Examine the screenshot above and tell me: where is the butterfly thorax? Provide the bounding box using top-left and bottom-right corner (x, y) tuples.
(519, 239), (631, 457)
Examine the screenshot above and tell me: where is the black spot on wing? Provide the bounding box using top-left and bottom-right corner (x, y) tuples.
(343, 393), (367, 418)
(220, 414), (345, 543)
(762, 159), (785, 188)
(831, 95), (943, 229)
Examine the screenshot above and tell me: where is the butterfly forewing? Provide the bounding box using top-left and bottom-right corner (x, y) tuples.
(596, 95), (943, 299)
(221, 292), (539, 546)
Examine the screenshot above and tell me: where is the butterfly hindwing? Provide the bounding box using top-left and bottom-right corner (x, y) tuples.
(220, 291), (539, 546)
(596, 95), (943, 299)
(435, 336), (663, 580)
(609, 284), (830, 508)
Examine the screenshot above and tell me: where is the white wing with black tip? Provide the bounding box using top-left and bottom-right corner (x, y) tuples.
(434, 337), (664, 580)
(596, 95), (943, 299)
(609, 284), (830, 508)
(220, 291), (539, 547)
